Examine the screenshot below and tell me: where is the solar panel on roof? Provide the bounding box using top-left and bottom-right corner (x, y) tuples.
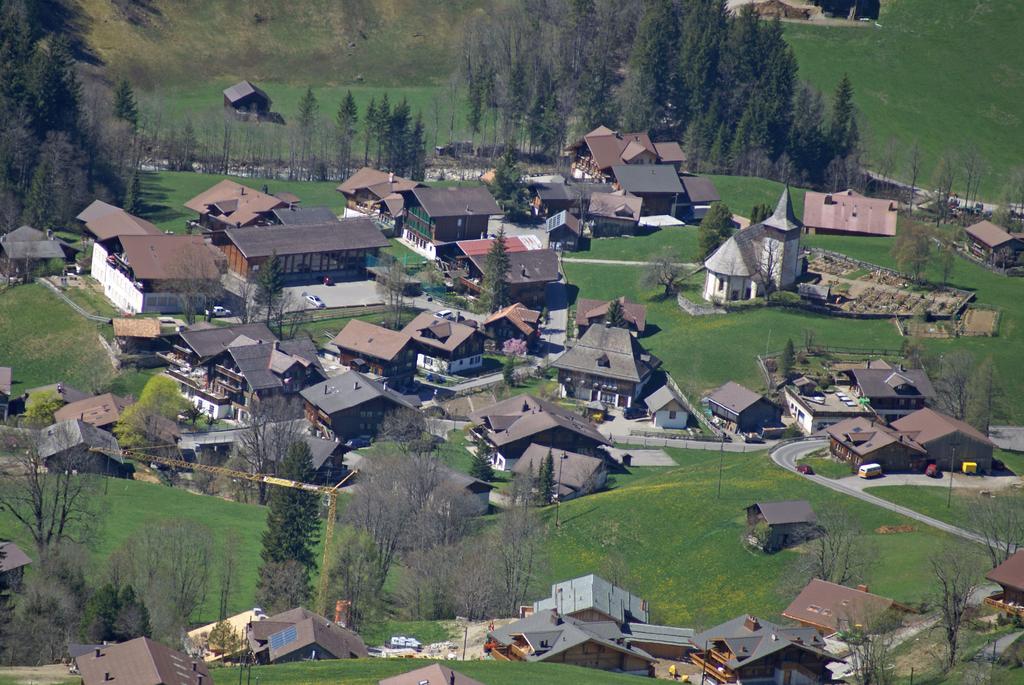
(269, 625), (298, 651)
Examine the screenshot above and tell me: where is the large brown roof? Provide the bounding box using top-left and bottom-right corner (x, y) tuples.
(224, 218), (387, 258)
(987, 550), (1024, 592)
(825, 416), (927, 458)
(118, 235), (221, 281)
(336, 167), (421, 197)
(850, 367), (934, 400)
(54, 392), (131, 428)
(589, 191), (642, 222)
(379, 664), (484, 685)
(749, 500), (816, 525)
(783, 579), (899, 634)
(484, 302), (541, 337)
(0, 541), (31, 573)
(77, 637), (210, 685)
(253, 607), (367, 662)
(469, 394), (610, 448)
(411, 186), (501, 218)
(890, 407), (995, 448)
(456, 236), (530, 257)
(965, 220), (1019, 249)
(332, 319), (412, 362)
(706, 381), (765, 415)
(403, 311), (481, 354)
(513, 443), (605, 497)
(803, 189), (898, 237)
(184, 180), (287, 226)
(552, 324), (659, 383)
(78, 200), (162, 241)
(576, 297), (647, 333)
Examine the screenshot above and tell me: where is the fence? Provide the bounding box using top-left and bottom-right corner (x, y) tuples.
(37, 278), (112, 324)
(676, 292), (726, 316)
(664, 372), (723, 438)
(806, 248), (974, 300)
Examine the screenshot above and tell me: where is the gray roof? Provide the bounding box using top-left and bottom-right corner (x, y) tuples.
(545, 210), (581, 236)
(533, 574), (649, 624)
(750, 500), (817, 525)
(223, 80), (269, 104)
(611, 164), (684, 194)
(850, 367), (935, 400)
(512, 444), (606, 497)
(552, 325), (658, 383)
(226, 339), (323, 391)
(625, 622), (695, 646)
(179, 323), (276, 360)
(1, 226), (70, 261)
(467, 249), (561, 286)
(77, 637), (212, 685)
(0, 541), (31, 573)
(644, 385), (684, 413)
(300, 370), (418, 415)
(679, 176), (721, 205)
(492, 610), (655, 665)
(271, 206), (341, 225)
(531, 181), (573, 202)
(706, 381), (764, 415)
(379, 664), (485, 685)
(224, 218), (387, 258)
(411, 186), (501, 218)
(36, 419), (121, 461)
(256, 607), (367, 662)
(690, 615), (833, 670)
(469, 394), (610, 448)
(764, 185), (801, 232)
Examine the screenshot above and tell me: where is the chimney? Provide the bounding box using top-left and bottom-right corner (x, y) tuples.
(104, 673), (112, 682)
(743, 616), (760, 632)
(857, 584), (869, 593)
(389, 171), (395, 183)
(95, 648), (103, 658)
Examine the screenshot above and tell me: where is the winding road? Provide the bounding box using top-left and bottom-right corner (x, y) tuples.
(771, 440), (985, 544)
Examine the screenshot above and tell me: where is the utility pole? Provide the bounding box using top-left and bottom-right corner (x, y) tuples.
(555, 451), (565, 527)
(717, 436), (725, 498)
(947, 441), (957, 508)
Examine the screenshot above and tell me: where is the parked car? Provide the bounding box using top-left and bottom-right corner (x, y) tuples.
(796, 464), (814, 475)
(344, 435), (372, 449)
(303, 293), (326, 309)
(743, 432), (765, 444)
(387, 636), (422, 651)
(623, 405), (647, 420)
(206, 305), (231, 317)
(925, 463), (942, 478)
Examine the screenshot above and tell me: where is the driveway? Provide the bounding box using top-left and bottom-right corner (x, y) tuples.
(543, 281), (568, 359)
(284, 280), (383, 309)
(834, 471), (1020, 493)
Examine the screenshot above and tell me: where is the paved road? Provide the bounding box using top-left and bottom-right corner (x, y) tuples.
(973, 630), (1024, 664)
(771, 440), (985, 544)
(543, 281), (568, 360)
(832, 471), (1019, 493)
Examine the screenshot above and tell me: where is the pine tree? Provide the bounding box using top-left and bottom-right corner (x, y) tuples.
(123, 169), (142, 215)
(29, 35), (82, 138)
(483, 225), (512, 312)
(469, 437), (495, 482)
(113, 78), (138, 130)
(829, 73), (858, 160)
(502, 356), (516, 387)
(297, 87), (319, 133)
(466, 76), (484, 138)
(491, 148), (527, 220)
(255, 252), (284, 325)
(606, 298), (627, 328)
(387, 98), (411, 173)
(363, 97), (378, 165)
(259, 441), (321, 575)
(623, 0), (679, 132)
(749, 203), (771, 224)
(408, 114), (427, 180)
(698, 201), (733, 258)
(23, 157), (55, 228)
(336, 91), (359, 175)
(781, 338), (795, 378)
(537, 449), (556, 505)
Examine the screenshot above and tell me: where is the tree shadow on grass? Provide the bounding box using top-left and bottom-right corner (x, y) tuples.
(139, 171), (189, 227)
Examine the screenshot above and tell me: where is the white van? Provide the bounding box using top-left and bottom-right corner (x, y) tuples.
(858, 463), (883, 479)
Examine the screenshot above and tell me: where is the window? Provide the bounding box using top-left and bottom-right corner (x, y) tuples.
(668, 410), (677, 419)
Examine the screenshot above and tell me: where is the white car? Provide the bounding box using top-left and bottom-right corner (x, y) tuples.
(207, 305), (232, 317)
(304, 293), (326, 309)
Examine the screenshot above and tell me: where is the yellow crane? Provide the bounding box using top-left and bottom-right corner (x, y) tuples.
(91, 445), (355, 615)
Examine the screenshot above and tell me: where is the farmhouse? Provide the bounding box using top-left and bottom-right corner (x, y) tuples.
(745, 500), (818, 552)
(330, 319), (417, 382)
(511, 444), (607, 501)
(0, 226), (78, 277)
(825, 416), (928, 472)
(402, 311), (486, 374)
(77, 200), (162, 242)
(611, 164), (685, 218)
(246, 607), (367, 664)
(588, 190), (642, 237)
(566, 125), (684, 182)
(964, 220), (1024, 267)
(301, 371), (419, 442)
(843, 362), (934, 421)
(552, 324), (660, 409)
(379, 665), (484, 685)
(803, 189), (898, 237)
(272, 205), (340, 225)
(678, 175), (721, 220)
(91, 233), (223, 314)
(223, 80), (271, 114)
(575, 297), (646, 336)
(220, 218), (387, 283)
(185, 180), (290, 236)
(37, 419), (130, 477)
(705, 381), (781, 434)
(702, 187), (802, 303)
(483, 302), (542, 347)
(469, 394), (610, 470)
(53, 392), (131, 430)
(783, 579), (908, 636)
(337, 167), (423, 225)
(454, 238), (560, 307)
(985, 550), (1024, 618)
(645, 384), (690, 429)
(77, 637), (211, 685)
(402, 186), (502, 259)
(891, 407), (995, 473)
(783, 378), (873, 435)
(545, 210), (582, 251)
(688, 615), (839, 684)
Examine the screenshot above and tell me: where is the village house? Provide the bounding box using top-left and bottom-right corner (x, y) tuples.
(329, 319), (417, 383)
(483, 302), (542, 348)
(964, 220), (1024, 267)
(37, 418), (130, 477)
(0, 541), (30, 591)
(645, 385), (690, 430)
(528, 176), (576, 218)
(245, 607), (367, 664)
(575, 297), (647, 336)
(337, 167), (424, 228)
(0, 366), (11, 420)
(552, 324), (659, 409)
(705, 381), (782, 434)
(77, 637), (212, 685)
(745, 500), (819, 552)
(185, 180), (292, 239)
(511, 444), (608, 501)
(220, 218), (387, 283)
(544, 210), (582, 251)
(783, 579), (909, 636)
(402, 311), (485, 374)
(223, 80), (272, 115)
(402, 186), (502, 259)
(379, 664), (484, 685)
(300, 370), (419, 443)
(891, 407), (995, 473)
(112, 317), (167, 356)
(783, 377), (873, 435)
(77, 200), (163, 243)
(588, 190), (642, 237)
(566, 126), (684, 182)
(611, 164), (685, 218)
(803, 189), (898, 237)
(272, 205), (340, 226)
(53, 392), (131, 430)
(703, 187), (802, 303)
(161, 323), (323, 421)
(469, 394), (610, 470)
(842, 361), (934, 421)
(688, 614), (839, 684)
(91, 232), (223, 314)
(677, 175), (721, 221)
(0, 225), (78, 278)
(826, 416), (928, 473)
(985, 550), (1024, 618)
(465, 248), (560, 308)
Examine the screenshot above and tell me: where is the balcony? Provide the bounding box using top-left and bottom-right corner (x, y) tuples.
(214, 364), (245, 384)
(985, 592), (1024, 617)
(689, 653), (737, 684)
(166, 368), (229, 402)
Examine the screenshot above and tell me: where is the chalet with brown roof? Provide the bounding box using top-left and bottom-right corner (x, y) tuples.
(337, 167), (423, 227)
(53, 392), (131, 430)
(185, 180), (291, 238)
(330, 319), (417, 382)
(245, 607), (367, 664)
(825, 416), (927, 472)
(843, 363), (934, 421)
(566, 126), (685, 182)
(378, 664), (484, 685)
(891, 407), (995, 473)
(511, 444), (607, 501)
(76, 200), (162, 242)
(402, 186), (502, 259)
(77, 637), (211, 685)
(112, 317), (167, 355)
(803, 189), (898, 237)
(965, 220), (1024, 267)
(705, 382), (782, 434)
(588, 191), (642, 237)
(483, 302), (541, 347)
(745, 500), (819, 552)
(452, 237), (560, 307)
(402, 311), (486, 374)
(301, 371), (419, 443)
(552, 324), (660, 410)
(784, 579), (909, 635)
(576, 297), (646, 336)
(469, 394), (610, 470)
(985, 550), (1024, 618)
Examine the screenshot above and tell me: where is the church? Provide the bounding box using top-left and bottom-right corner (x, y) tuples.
(702, 188), (802, 303)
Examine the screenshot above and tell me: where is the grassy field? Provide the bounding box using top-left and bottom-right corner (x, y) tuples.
(209, 660), (646, 685)
(784, 0), (1023, 198)
(797, 454), (854, 479)
(580, 228), (702, 263)
(708, 175), (808, 220)
(538, 446), (953, 628)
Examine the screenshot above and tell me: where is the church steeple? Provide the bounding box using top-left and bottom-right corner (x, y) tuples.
(765, 185), (801, 232)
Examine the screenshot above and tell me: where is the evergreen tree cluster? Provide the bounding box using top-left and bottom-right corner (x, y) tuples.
(360, 93), (427, 178)
(80, 583), (151, 643)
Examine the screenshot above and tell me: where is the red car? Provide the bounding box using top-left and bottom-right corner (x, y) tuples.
(925, 463), (942, 478)
(796, 464), (814, 475)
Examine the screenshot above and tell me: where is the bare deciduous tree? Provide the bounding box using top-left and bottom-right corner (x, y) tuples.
(232, 398), (304, 504)
(845, 606), (902, 685)
(798, 508), (866, 587)
(640, 254), (685, 297)
(933, 150), (958, 224)
(379, 407), (429, 450)
(755, 239), (783, 302)
(166, 241), (225, 325)
(932, 350), (976, 420)
(930, 546), (980, 670)
(217, 534), (239, 621)
(490, 503), (543, 616)
(907, 141), (923, 213)
(960, 144), (987, 218)
(376, 258), (408, 330)
(968, 494), (1024, 569)
(327, 527), (386, 630)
